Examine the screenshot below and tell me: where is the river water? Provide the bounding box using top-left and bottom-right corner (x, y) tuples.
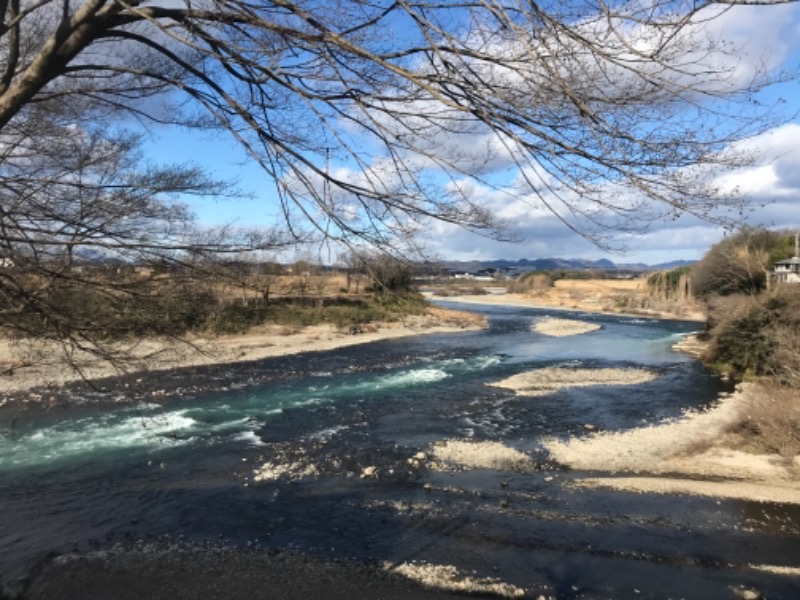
(1, 303), (799, 599)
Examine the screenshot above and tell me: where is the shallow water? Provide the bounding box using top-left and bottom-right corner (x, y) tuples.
(1, 304), (799, 599)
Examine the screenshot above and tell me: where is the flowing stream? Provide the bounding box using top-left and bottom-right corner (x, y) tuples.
(1, 304), (799, 599)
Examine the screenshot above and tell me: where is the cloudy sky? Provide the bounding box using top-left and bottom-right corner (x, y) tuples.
(146, 2), (800, 266)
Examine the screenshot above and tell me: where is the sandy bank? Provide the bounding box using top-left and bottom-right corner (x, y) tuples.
(431, 290), (706, 322)
(0, 307), (486, 398)
(544, 383), (800, 504)
(387, 562), (524, 598)
(487, 367), (658, 397)
(428, 439), (534, 472)
(531, 317), (601, 337)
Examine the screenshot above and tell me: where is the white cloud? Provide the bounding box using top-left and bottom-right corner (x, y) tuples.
(416, 0), (800, 264)
(188, 1), (800, 264)
(421, 114), (800, 264)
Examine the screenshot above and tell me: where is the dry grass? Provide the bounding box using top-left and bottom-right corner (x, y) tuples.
(424, 306), (488, 328)
(276, 326), (300, 336)
(723, 384), (800, 458)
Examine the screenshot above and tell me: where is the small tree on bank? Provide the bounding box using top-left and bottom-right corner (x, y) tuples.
(690, 228), (794, 299)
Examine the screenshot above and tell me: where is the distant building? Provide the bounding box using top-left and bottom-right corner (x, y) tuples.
(774, 233), (800, 285)
(774, 257), (800, 284)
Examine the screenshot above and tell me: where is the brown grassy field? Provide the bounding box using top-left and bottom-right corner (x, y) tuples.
(429, 277), (705, 320)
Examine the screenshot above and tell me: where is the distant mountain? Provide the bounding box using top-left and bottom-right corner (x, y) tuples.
(439, 257), (694, 274)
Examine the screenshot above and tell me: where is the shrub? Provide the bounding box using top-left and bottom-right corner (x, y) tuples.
(691, 228), (794, 299)
(724, 384), (800, 458)
(712, 305), (774, 377)
(704, 288), (800, 386)
(508, 272), (553, 294)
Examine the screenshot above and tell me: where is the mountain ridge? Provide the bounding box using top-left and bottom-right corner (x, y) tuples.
(440, 257), (694, 273)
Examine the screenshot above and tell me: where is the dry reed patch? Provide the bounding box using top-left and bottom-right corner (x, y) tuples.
(488, 367), (657, 396)
(722, 384), (800, 459)
(429, 439), (533, 471)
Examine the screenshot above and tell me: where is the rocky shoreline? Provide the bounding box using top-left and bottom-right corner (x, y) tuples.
(544, 382), (800, 504)
(0, 307), (486, 401)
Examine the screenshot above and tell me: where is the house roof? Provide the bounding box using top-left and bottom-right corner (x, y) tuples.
(775, 256), (800, 265)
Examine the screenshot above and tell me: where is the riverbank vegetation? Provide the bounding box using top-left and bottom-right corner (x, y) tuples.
(0, 254), (433, 373)
(690, 228), (800, 386)
(687, 228), (800, 458)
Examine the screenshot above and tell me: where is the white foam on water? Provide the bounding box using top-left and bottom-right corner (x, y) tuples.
(555, 359), (583, 368)
(654, 331), (700, 344)
(122, 402), (163, 412)
(470, 355), (502, 370)
(379, 368), (450, 387)
(306, 384), (331, 393)
(206, 416), (253, 433)
(437, 355), (501, 372)
(232, 430), (266, 447)
(307, 424), (349, 441)
(0, 410), (199, 468)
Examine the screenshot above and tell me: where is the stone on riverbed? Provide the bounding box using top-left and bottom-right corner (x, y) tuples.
(487, 367), (658, 397)
(532, 317), (601, 337)
(429, 439), (533, 472)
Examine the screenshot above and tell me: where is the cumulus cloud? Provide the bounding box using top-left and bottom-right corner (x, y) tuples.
(421, 115), (800, 264)
(195, 1), (800, 264)
(415, 0), (800, 264)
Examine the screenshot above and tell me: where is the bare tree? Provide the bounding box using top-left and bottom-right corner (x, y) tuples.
(0, 0), (794, 254)
(341, 250), (367, 294)
(0, 113), (290, 375)
(0, 0), (796, 378)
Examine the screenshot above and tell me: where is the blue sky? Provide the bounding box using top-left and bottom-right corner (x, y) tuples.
(143, 3), (800, 266)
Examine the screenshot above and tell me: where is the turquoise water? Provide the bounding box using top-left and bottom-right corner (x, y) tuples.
(2, 304), (798, 599)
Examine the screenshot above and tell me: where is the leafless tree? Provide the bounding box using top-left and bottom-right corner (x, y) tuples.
(341, 250), (367, 294)
(0, 113), (290, 376)
(0, 0), (796, 379)
(0, 0), (795, 252)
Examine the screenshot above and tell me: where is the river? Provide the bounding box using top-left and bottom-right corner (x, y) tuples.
(1, 303), (799, 599)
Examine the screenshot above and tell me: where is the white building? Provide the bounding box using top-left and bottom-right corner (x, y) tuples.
(774, 233), (800, 285)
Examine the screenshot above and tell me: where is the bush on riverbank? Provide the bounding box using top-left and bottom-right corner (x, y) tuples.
(431, 285), (489, 297)
(507, 272), (554, 294)
(723, 384), (800, 458)
(168, 291), (430, 335)
(690, 228), (795, 299)
(702, 287), (800, 386)
(689, 230), (800, 460)
(4, 277), (431, 340)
